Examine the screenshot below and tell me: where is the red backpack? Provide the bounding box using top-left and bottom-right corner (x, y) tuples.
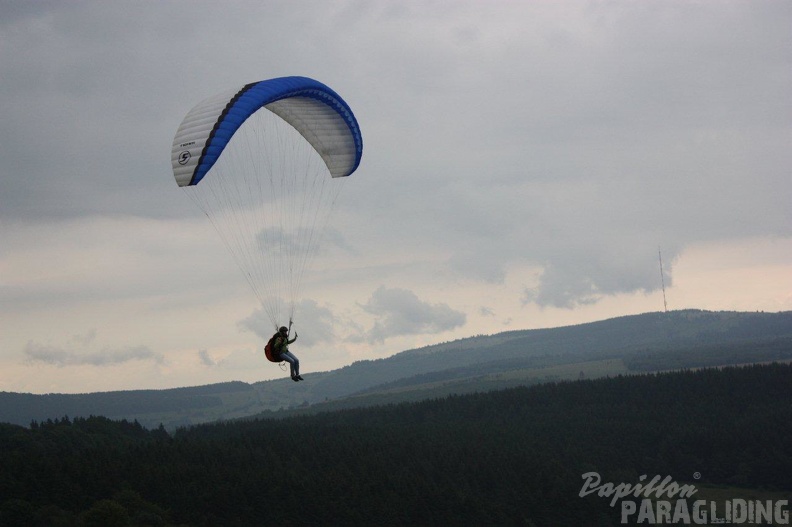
(264, 333), (281, 362)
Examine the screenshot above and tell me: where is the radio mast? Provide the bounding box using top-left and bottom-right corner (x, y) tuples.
(658, 247), (668, 313)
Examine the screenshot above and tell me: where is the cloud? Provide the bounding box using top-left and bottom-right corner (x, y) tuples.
(290, 299), (338, 347)
(238, 299), (337, 347)
(24, 341), (162, 367)
(354, 286), (466, 344)
(196, 348), (264, 372)
(70, 329), (97, 347)
(3, 1), (789, 317)
(237, 309), (273, 342)
(522, 270), (600, 310)
(523, 243), (681, 309)
(336, 1), (791, 310)
(198, 349), (216, 367)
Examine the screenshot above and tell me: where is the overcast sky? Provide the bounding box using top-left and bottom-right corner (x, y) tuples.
(1, 0), (790, 394)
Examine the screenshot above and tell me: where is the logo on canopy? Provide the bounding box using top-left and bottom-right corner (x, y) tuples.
(178, 151), (191, 165)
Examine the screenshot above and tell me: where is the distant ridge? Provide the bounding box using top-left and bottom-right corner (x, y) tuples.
(2, 310), (790, 429)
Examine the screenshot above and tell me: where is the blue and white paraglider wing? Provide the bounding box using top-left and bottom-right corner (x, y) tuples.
(171, 76), (363, 187)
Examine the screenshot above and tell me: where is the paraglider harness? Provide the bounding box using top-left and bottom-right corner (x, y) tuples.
(264, 321), (292, 363)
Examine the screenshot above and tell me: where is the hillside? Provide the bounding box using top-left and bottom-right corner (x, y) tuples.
(2, 309), (791, 429)
(2, 363), (790, 526)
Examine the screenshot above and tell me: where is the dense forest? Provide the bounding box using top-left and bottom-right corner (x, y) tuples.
(1, 363), (790, 526)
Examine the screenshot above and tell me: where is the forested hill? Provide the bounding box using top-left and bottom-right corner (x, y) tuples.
(1, 363), (790, 526)
(305, 309), (792, 398)
(247, 309), (792, 418)
(2, 309), (791, 429)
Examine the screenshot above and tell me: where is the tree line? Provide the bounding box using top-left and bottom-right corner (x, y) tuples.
(1, 362), (790, 526)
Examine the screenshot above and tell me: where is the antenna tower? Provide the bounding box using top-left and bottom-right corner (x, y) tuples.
(658, 247), (668, 313)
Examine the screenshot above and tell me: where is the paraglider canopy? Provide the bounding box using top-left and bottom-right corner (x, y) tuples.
(171, 76), (363, 329)
(172, 76), (363, 186)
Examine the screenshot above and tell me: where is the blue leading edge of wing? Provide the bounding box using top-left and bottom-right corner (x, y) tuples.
(189, 76), (363, 186)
